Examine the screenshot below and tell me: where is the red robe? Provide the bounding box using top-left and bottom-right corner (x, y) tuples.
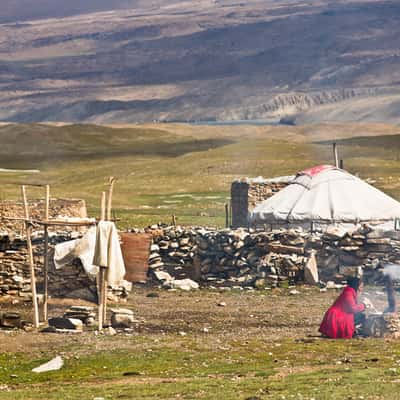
(319, 286), (365, 339)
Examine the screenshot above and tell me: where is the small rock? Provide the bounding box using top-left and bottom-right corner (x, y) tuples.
(104, 326), (117, 336)
(32, 356), (63, 373)
(110, 309), (136, 329)
(48, 318), (83, 331)
(153, 271), (173, 282)
(165, 279), (199, 291)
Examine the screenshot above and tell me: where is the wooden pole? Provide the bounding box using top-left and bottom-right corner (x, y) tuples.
(103, 177), (116, 326)
(43, 185), (50, 321)
(98, 268), (104, 330)
(333, 143), (339, 168)
(101, 267), (107, 327)
(106, 177), (116, 221)
(225, 203), (229, 228)
(229, 200), (232, 228)
(172, 215), (177, 227)
(101, 191), (106, 221)
(98, 190), (109, 330)
(97, 266), (108, 330)
(21, 185), (40, 328)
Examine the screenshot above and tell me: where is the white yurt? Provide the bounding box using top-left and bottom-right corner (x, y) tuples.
(250, 165), (400, 231)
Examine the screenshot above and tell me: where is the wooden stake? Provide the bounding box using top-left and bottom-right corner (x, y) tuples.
(21, 186), (40, 328)
(102, 267), (107, 327)
(172, 214), (177, 227)
(98, 267), (107, 330)
(43, 185), (50, 321)
(229, 200), (232, 228)
(98, 191), (108, 330)
(333, 143), (339, 168)
(106, 177), (116, 221)
(98, 268), (104, 330)
(101, 191), (106, 221)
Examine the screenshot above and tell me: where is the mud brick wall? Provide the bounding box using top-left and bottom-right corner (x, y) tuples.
(231, 180), (289, 228)
(0, 199), (87, 233)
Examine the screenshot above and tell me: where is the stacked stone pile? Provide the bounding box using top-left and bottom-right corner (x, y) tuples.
(147, 224), (400, 287)
(0, 311), (24, 328)
(64, 306), (95, 326)
(110, 308), (138, 330)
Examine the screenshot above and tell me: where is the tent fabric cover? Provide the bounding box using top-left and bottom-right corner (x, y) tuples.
(250, 165), (400, 224)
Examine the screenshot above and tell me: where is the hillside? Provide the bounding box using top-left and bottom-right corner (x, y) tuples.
(1, 122), (399, 227)
(1, 0), (400, 124)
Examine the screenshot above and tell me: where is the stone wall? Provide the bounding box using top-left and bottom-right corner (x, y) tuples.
(148, 225), (400, 287)
(3, 222), (400, 302)
(0, 232), (96, 300)
(231, 179), (290, 228)
(0, 199), (87, 233)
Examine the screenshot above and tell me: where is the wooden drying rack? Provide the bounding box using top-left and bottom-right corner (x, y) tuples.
(1, 177), (117, 330)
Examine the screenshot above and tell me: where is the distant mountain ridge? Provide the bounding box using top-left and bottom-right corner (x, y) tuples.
(0, 1), (151, 23)
(1, 0), (400, 124)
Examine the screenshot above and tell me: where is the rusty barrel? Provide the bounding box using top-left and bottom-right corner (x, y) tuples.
(120, 233), (152, 282)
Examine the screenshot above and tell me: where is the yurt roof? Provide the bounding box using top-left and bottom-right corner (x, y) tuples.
(250, 165), (400, 225)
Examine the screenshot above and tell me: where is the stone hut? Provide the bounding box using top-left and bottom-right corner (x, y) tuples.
(231, 176), (293, 228)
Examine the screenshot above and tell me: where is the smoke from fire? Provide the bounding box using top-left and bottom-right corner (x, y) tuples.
(382, 263), (400, 281)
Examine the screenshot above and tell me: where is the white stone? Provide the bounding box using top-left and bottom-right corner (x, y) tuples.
(153, 271), (173, 282)
(104, 327), (117, 336)
(304, 252), (319, 285)
(170, 279), (199, 291)
(32, 356), (63, 373)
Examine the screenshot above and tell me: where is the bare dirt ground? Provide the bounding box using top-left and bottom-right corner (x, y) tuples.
(0, 285), (392, 353)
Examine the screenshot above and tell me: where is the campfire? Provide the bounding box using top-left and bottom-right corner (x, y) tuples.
(362, 271), (400, 338)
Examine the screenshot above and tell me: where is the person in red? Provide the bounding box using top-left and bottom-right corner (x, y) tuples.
(320, 277), (368, 339)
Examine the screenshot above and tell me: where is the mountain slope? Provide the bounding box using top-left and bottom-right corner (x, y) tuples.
(1, 0), (400, 123)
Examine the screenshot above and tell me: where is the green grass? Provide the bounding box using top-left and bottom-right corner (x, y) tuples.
(0, 123), (400, 228)
(2, 337), (400, 399)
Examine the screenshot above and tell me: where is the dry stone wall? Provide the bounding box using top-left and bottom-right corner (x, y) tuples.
(0, 229), (130, 302)
(0, 231), (96, 300)
(148, 225), (400, 287)
(2, 222), (400, 302)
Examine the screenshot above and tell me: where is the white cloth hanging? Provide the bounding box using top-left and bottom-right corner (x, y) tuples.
(54, 222), (126, 287)
(93, 221), (126, 285)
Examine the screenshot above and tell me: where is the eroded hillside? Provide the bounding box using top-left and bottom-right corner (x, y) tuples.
(1, 0), (400, 123)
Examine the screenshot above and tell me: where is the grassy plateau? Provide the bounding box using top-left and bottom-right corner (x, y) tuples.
(0, 122), (400, 228)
